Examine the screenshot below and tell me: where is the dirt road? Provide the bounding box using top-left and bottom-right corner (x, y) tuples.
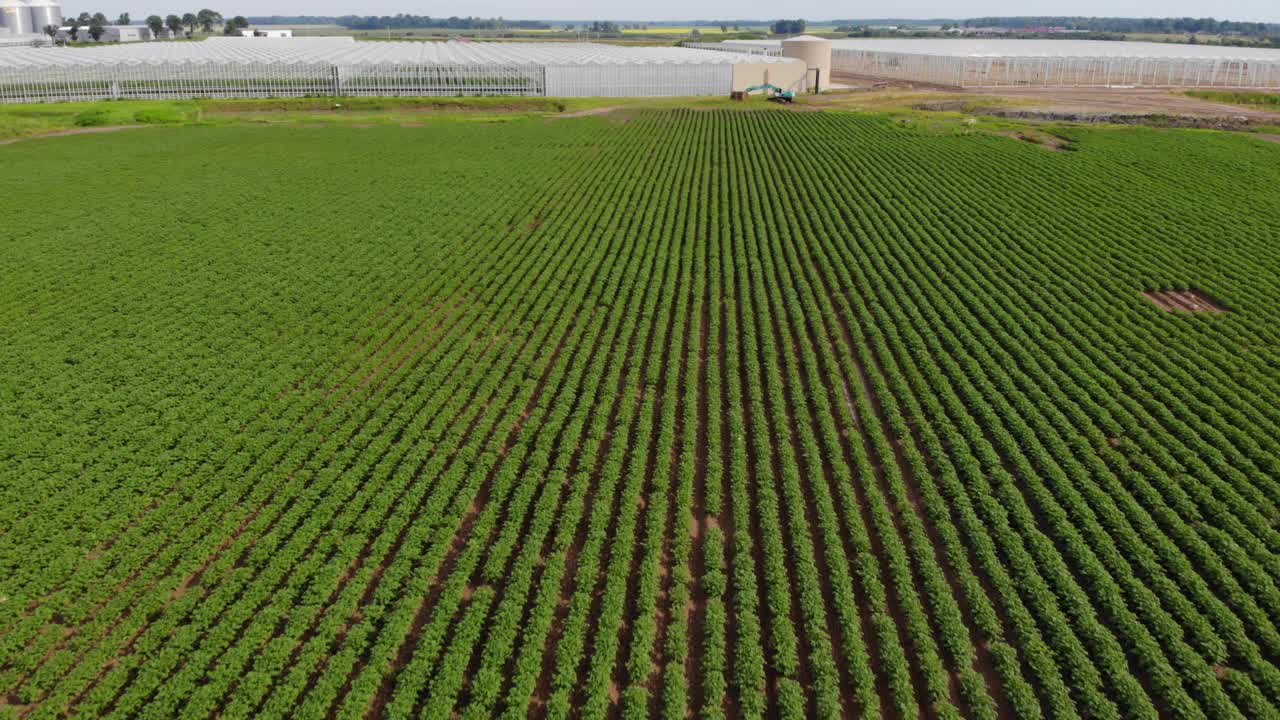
(829, 71), (1280, 124)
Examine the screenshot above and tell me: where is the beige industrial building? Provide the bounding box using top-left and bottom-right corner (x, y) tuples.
(780, 35), (833, 91)
(730, 55), (808, 93)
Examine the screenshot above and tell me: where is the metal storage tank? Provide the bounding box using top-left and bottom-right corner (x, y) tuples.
(780, 34), (832, 91)
(0, 0), (33, 36)
(26, 0), (60, 33)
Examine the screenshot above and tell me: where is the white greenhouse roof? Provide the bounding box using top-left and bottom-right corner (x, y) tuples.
(725, 38), (1280, 62)
(0, 39), (803, 69)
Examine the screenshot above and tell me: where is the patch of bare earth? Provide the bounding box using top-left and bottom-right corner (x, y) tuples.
(554, 106), (622, 119)
(1142, 289), (1229, 313)
(977, 87), (1280, 121)
(824, 77), (1280, 126)
(1257, 134), (1280, 145)
(0, 125), (145, 146)
(996, 129), (1071, 151)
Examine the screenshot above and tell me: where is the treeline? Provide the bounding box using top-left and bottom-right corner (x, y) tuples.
(334, 15), (551, 31)
(964, 16), (1280, 36)
(770, 19), (807, 34)
(53, 8), (246, 41)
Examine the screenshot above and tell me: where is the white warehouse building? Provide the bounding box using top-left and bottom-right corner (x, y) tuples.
(0, 0), (61, 46)
(695, 38), (1280, 89)
(0, 37), (808, 103)
(55, 24), (154, 43)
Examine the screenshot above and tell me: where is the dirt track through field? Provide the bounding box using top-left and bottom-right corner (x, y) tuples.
(828, 72), (1280, 123)
(0, 125), (145, 146)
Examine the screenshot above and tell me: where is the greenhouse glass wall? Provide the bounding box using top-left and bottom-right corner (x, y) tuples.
(0, 38), (797, 102)
(714, 38), (1280, 89)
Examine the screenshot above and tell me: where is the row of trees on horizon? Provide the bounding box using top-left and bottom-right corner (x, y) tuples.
(48, 8), (248, 41)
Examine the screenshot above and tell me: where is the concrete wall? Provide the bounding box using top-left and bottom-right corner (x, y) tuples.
(731, 60), (807, 93)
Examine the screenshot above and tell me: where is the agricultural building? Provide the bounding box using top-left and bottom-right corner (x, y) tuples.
(780, 34), (831, 91)
(0, 0), (60, 45)
(694, 38), (1280, 88)
(0, 38), (806, 103)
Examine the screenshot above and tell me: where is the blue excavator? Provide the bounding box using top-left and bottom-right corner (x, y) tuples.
(739, 83), (796, 103)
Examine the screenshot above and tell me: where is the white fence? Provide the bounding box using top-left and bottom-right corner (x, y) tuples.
(545, 63), (731, 97)
(0, 62), (549, 102)
(0, 61), (748, 102)
(683, 42), (780, 57)
(832, 48), (1280, 89)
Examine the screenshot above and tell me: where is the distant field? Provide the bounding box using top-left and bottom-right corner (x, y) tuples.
(249, 23), (775, 40)
(252, 23), (346, 35)
(3, 108), (1280, 719)
(1187, 89), (1280, 108)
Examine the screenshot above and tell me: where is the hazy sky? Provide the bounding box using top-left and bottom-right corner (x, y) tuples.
(81, 1), (1280, 24)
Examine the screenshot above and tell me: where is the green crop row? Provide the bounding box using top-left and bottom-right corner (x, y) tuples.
(3, 108), (1279, 719)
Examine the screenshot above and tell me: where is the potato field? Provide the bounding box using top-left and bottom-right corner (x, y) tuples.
(2, 110), (1280, 720)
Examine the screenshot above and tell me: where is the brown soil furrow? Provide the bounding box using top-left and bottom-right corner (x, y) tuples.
(449, 301), (623, 710)
(529, 292), (658, 715)
(0, 125), (146, 146)
(4, 290), (471, 680)
(759, 281), (852, 717)
(686, 256), (713, 714)
(575, 235), (682, 717)
(814, 238), (1053, 719)
(245, 336), (519, 716)
(642, 253), (700, 717)
(85, 326), (511, 719)
(840, 324), (967, 719)
(358, 314), (578, 720)
(729, 242), (794, 715)
(1142, 289), (1228, 314)
(713, 254), (741, 720)
(4, 292), (462, 662)
(526, 302), (655, 713)
(812, 288), (919, 717)
(815, 247), (1018, 717)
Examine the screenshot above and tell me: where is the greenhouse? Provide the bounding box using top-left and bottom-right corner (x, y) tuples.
(0, 37), (804, 103)
(701, 38), (1280, 89)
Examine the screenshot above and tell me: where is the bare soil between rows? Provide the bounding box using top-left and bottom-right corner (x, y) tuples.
(0, 125), (145, 146)
(1143, 289), (1230, 313)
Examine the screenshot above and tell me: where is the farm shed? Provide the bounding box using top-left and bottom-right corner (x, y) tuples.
(0, 38), (805, 103)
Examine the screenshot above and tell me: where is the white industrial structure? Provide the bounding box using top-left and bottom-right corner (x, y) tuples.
(780, 35), (831, 91)
(240, 28), (293, 38)
(56, 24), (152, 43)
(0, 0), (61, 46)
(693, 38), (1280, 88)
(0, 37), (806, 102)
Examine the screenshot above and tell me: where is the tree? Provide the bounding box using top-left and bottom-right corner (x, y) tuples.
(147, 14), (163, 37)
(66, 21), (79, 41)
(91, 12), (107, 25)
(42, 24), (57, 41)
(116, 12), (130, 25)
(197, 8), (222, 33)
(720, 24), (728, 32)
(88, 21), (104, 41)
(770, 19), (806, 35)
(182, 12), (198, 36)
(76, 12), (91, 24)
(222, 16), (248, 35)
(165, 14), (183, 37)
